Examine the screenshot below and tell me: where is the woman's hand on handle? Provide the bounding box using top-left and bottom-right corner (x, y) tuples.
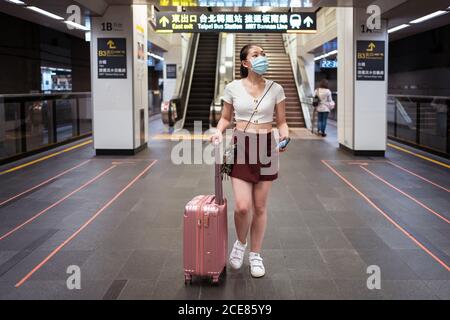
(209, 131), (223, 144)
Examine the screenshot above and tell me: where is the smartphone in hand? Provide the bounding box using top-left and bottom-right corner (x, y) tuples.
(277, 137), (291, 150)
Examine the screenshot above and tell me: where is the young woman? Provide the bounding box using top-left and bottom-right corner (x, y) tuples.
(314, 79), (335, 137)
(209, 44), (289, 278)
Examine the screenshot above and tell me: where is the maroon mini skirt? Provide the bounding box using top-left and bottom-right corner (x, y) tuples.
(229, 129), (279, 184)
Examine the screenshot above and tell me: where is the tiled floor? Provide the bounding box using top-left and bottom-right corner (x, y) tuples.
(0, 115), (449, 300)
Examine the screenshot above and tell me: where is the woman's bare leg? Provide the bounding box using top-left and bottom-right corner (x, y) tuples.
(231, 177), (254, 244)
(250, 180), (272, 253)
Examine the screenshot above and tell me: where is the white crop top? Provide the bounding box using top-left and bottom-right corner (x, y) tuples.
(222, 79), (286, 124)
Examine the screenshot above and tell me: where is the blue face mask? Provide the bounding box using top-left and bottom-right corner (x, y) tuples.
(250, 56), (269, 75)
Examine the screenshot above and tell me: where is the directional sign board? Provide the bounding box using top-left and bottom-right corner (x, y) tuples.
(159, 0), (315, 6)
(155, 12), (317, 33)
(166, 64), (177, 79)
(97, 38), (127, 79)
(356, 40), (385, 81)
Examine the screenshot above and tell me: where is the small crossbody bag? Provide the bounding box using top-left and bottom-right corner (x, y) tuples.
(221, 81), (275, 178)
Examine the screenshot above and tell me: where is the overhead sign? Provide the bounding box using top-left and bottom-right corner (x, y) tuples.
(97, 38), (127, 79)
(356, 40), (385, 81)
(159, 0), (314, 7)
(155, 12), (317, 33)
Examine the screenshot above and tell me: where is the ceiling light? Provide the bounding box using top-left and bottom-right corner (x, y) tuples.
(314, 50), (338, 61)
(64, 20), (90, 31)
(5, 0), (25, 4)
(388, 24), (410, 34)
(27, 6), (64, 20)
(290, 0), (302, 7)
(148, 52), (164, 61)
(410, 11), (448, 23)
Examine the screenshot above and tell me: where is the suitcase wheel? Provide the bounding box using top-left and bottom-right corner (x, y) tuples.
(212, 267), (227, 285)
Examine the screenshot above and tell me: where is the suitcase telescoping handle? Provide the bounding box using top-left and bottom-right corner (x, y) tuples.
(214, 141), (224, 205)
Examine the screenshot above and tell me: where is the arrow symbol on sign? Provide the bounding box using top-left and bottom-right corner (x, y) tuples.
(107, 40), (116, 49)
(304, 16), (314, 28)
(159, 16), (170, 28)
(367, 42), (376, 51)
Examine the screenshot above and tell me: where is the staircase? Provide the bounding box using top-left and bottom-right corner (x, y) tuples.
(234, 34), (305, 128)
(184, 33), (219, 130)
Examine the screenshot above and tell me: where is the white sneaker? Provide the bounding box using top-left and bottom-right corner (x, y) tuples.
(249, 252), (265, 278)
(229, 240), (247, 270)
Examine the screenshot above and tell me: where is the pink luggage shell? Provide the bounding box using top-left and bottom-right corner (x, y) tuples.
(183, 143), (227, 284)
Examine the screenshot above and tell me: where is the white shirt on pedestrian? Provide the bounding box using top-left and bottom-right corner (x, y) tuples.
(315, 88), (334, 113)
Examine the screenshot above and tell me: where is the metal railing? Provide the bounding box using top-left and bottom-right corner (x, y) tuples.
(388, 94), (449, 156)
(300, 97), (316, 132)
(0, 92), (92, 164)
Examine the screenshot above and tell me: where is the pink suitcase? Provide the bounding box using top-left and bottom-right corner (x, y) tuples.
(183, 143), (227, 285)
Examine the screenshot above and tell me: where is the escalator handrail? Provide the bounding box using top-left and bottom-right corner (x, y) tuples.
(210, 33), (224, 128)
(169, 33), (199, 130)
(212, 33), (223, 107)
(282, 34), (312, 129)
(179, 33), (199, 130)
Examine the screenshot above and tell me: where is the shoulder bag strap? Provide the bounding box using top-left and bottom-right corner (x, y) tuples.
(243, 81), (275, 133)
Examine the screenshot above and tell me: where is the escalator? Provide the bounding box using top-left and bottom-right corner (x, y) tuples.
(183, 33), (219, 130)
(234, 34), (305, 128)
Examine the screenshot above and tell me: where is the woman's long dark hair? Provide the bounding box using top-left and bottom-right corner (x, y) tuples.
(239, 44), (256, 78)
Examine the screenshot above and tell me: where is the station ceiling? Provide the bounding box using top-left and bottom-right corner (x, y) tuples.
(0, 0), (449, 41)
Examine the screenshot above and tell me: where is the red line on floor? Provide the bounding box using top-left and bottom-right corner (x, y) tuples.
(15, 160), (157, 288)
(387, 161), (450, 193)
(360, 165), (450, 225)
(321, 160), (450, 272)
(323, 160), (389, 163)
(0, 165), (116, 242)
(0, 159), (92, 207)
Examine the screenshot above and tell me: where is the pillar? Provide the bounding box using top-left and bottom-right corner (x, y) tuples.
(337, 7), (388, 156)
(90, 5), (148, 155)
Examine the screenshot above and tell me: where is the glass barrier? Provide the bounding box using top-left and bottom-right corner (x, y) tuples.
(388, 95), (449, 156)
(310, 92), (448, 156)
(0, 93), (92, 163)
